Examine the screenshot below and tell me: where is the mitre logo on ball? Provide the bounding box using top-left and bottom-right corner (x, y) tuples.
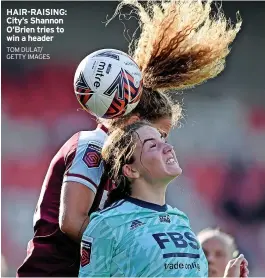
(74, 48), (143, 119)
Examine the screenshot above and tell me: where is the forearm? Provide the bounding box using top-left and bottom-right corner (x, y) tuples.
(60, 215), (90, 243)
(59, 181), (96, 242)
(77, 216), (90, 242)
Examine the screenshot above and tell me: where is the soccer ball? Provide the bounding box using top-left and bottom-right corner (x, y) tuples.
(74, 49), (143, 119)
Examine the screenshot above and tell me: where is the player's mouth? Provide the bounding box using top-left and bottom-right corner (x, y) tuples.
(166, 157), (176, 165)
(165, 152), (178, 165)
(208, 267), (218, 277)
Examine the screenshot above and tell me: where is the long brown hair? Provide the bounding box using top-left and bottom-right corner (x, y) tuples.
(108, 0), (242, 91)
(103, 0), (242, 129)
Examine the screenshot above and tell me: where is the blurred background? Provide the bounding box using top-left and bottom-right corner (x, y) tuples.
(1, 1), (265, 276)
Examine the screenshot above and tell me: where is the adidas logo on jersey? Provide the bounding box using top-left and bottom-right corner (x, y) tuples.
(159, 215), (171, 223)
(130, 220), (144, 230)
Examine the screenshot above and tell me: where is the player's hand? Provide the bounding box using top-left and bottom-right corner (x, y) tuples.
(223, 254), (249, 278)
(240, 257), (249, 278)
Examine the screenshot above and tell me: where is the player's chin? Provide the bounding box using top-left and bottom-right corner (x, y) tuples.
(166, 165), (182, 178)
(208, 268), (219, 277)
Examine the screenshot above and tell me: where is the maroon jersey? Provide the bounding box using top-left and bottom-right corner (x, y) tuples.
(17, 124), (115, 277)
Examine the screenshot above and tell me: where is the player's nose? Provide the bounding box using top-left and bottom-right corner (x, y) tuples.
(163, 143), (174, 154)
(206, 253), (215, 264)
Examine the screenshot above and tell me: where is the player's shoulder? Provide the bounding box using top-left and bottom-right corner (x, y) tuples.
(87, 201), (125, 232)
(83, 210), (113, 239)
(62, 125), (108, 152)
(79, 126), (108, 145)
(89, 210), (107, 226)
(69, 126), (107, 146)
(90, 199), (136, 227)
(92, 200), (127, 218)
(167, 204), (191, 224)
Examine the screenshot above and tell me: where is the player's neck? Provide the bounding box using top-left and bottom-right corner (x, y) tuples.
(98, 119), (110, 129)
(131, 180), (167, 206)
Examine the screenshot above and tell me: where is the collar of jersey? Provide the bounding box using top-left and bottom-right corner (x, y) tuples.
(125, 196), (168, 212)
(97, 124), (108, 134)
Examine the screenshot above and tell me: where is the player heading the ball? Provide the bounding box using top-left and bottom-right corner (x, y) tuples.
(74, 49), (143, 119)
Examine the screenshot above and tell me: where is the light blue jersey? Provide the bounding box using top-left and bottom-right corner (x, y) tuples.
(79, 197), (208, 277)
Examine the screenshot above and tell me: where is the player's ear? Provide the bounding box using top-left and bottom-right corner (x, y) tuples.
(122, 164), (140, 179)
(126, 115), (140, 126)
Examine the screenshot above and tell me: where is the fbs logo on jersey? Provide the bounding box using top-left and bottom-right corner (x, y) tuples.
(83, 143), (102, 168)
(159, 214), (171, 223)
(130, 220), (145, 230)
(81, 237), (93, 267)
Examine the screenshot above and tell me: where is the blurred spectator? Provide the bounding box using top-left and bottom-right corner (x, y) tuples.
(197, 228), (239, 277)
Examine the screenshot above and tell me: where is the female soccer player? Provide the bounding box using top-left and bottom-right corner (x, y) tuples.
(17, 0), (241, 276)
(197, 228), (249, 277)
(79, 121), (249, 277)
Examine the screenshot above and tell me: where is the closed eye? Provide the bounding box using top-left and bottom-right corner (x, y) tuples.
(215, 251), (225, 258)
(150, 143), (157, 148)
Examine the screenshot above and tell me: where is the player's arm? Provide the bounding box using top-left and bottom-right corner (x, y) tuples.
(59, 135), (104, 242)
(59, 181), (94, 242)
(79, 216), (115, 277)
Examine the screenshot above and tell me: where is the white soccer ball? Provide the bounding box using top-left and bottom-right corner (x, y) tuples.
(74, 49), (143, 119)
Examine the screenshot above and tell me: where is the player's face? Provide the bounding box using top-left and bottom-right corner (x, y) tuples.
(201, 237), (233, 277)
(133, 125), (182, 184)
(152, 117), (172, 137)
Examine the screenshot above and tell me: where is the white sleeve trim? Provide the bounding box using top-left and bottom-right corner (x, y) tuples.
(63, 175), (97, 194)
